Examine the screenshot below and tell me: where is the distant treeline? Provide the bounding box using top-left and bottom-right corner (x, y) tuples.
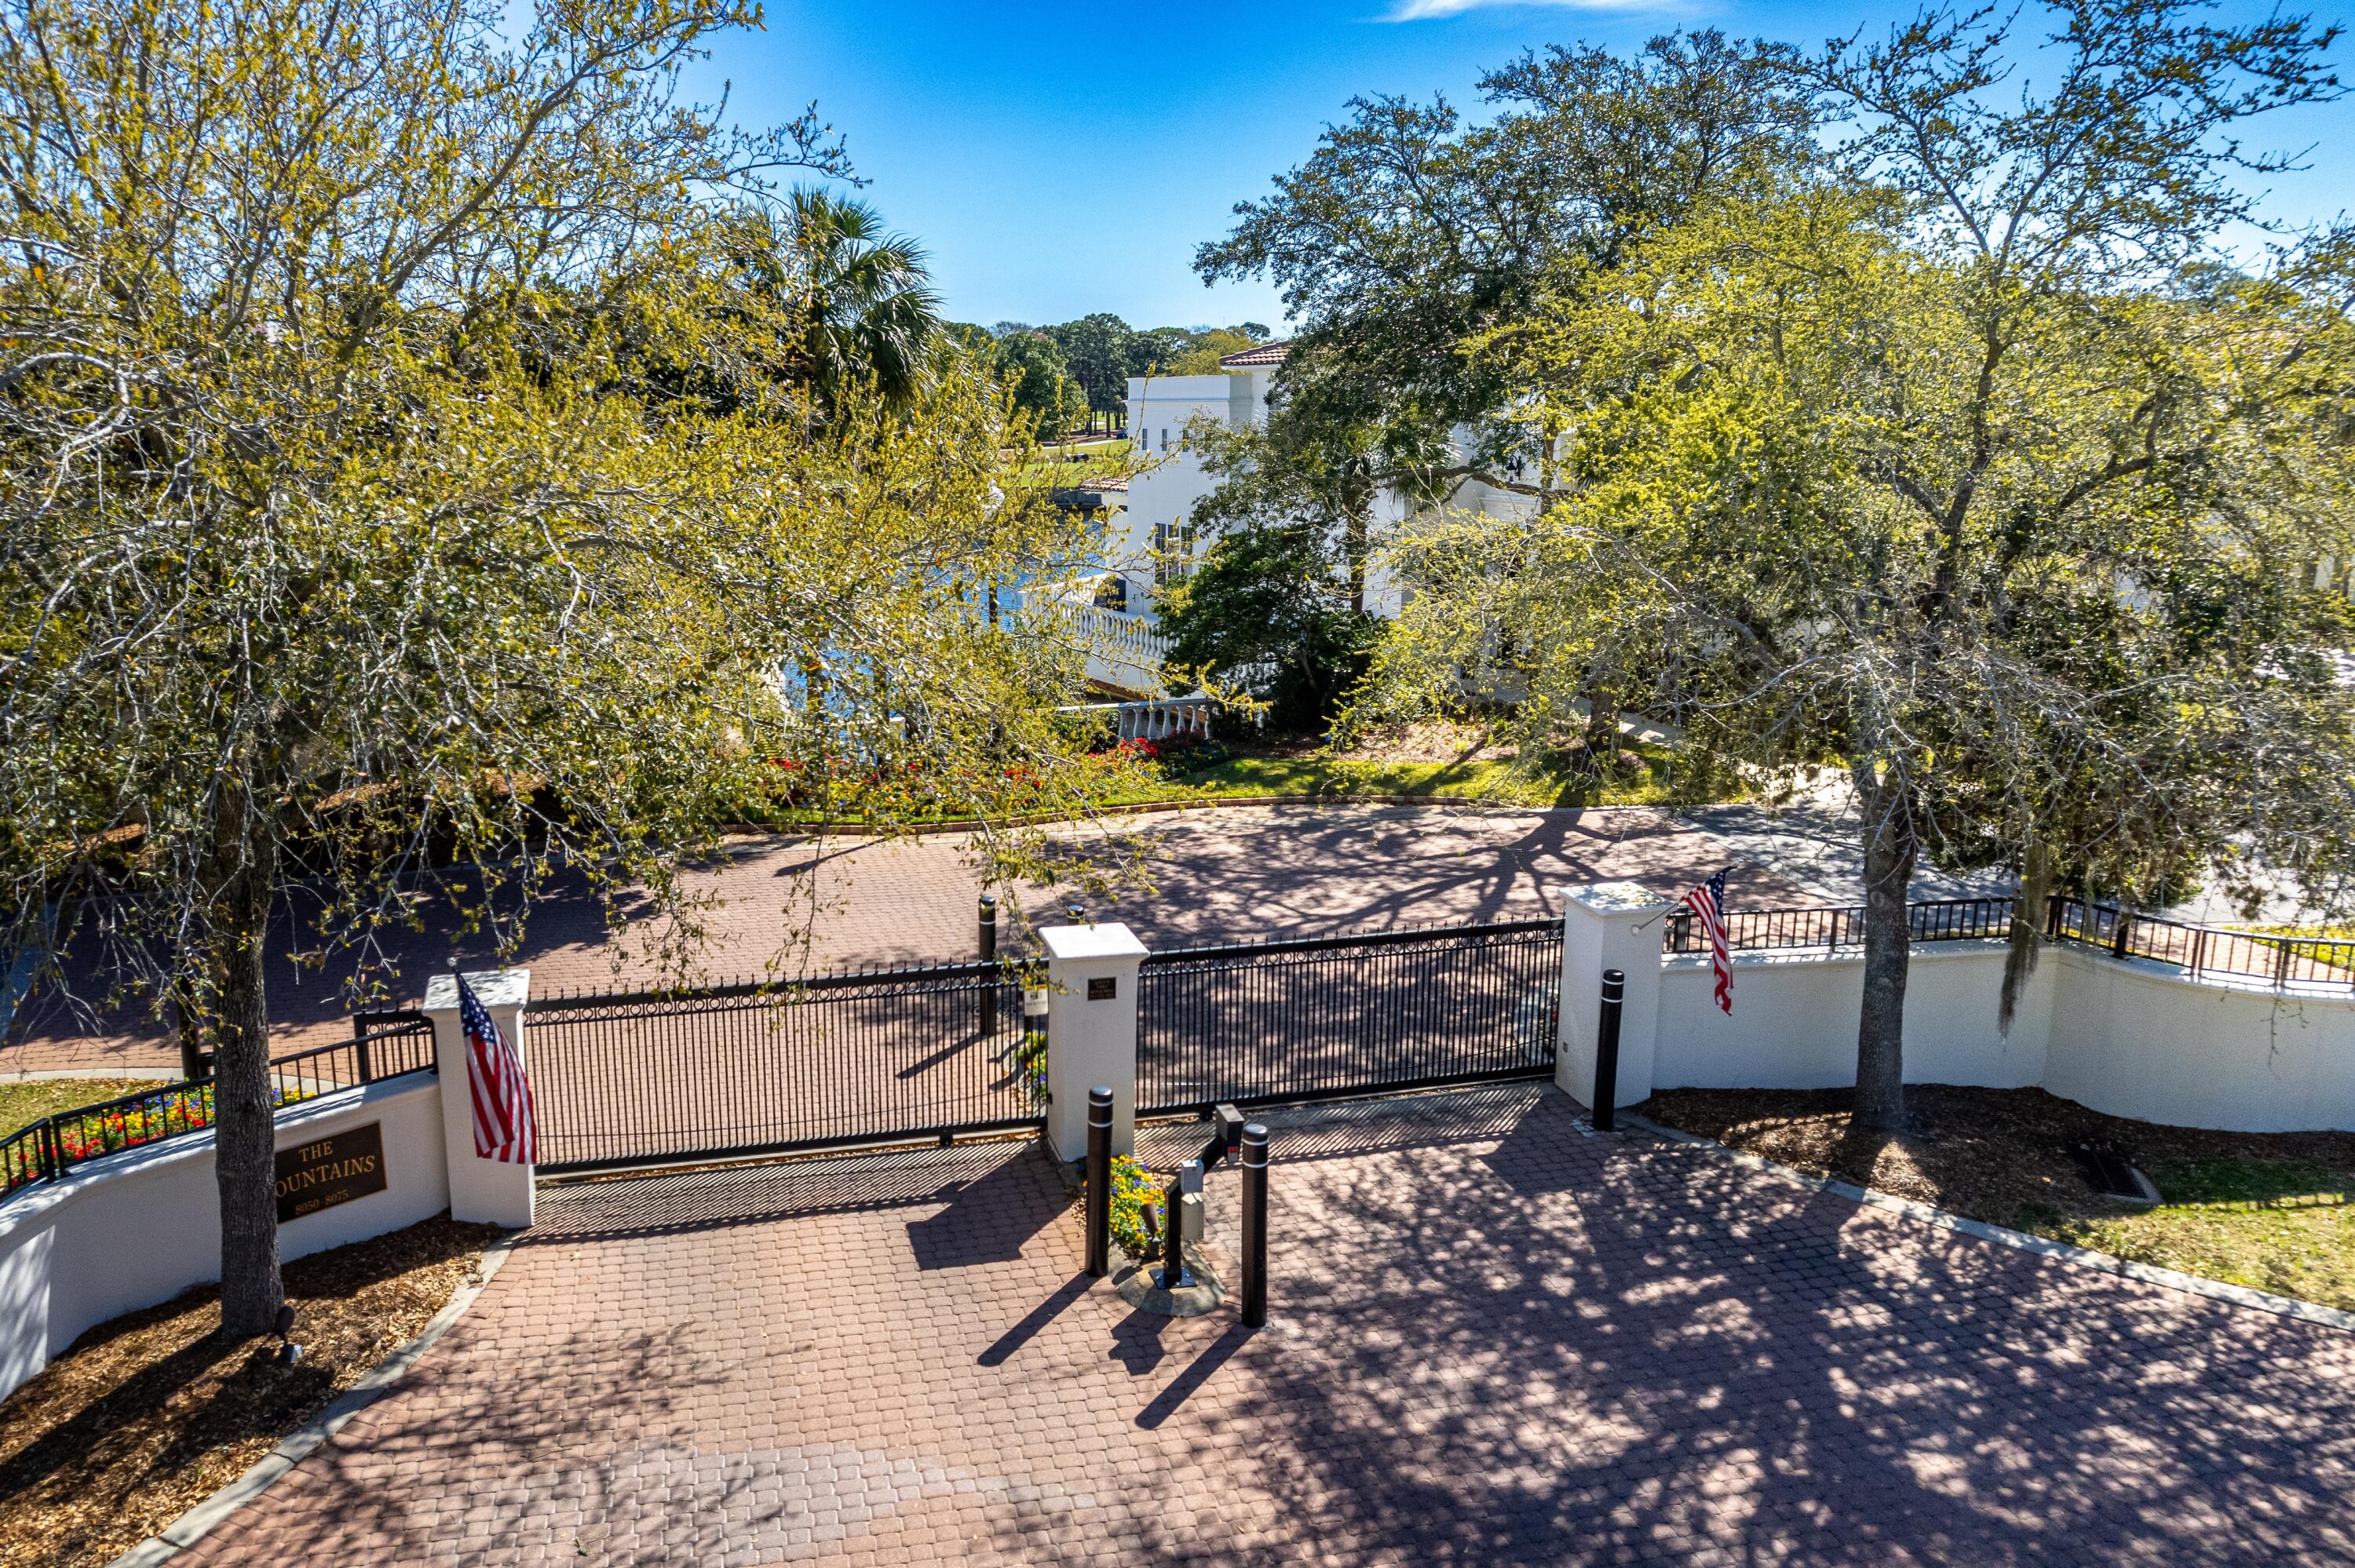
(950, 315), (1272, 433)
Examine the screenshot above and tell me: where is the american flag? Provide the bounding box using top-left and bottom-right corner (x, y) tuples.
(1681, 869), (1733, 1015)
(459, 972), (538, 1164)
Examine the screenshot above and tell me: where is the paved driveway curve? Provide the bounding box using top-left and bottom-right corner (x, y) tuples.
(185, 1087), (2355, 1566)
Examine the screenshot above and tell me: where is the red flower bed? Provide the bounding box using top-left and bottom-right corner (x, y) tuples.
(5, 1082), (315, 1195)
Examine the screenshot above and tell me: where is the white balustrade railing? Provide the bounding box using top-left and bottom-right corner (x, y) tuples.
(1058, 691), (1216, 742)
(1023, 600), (1173, 694)
(1068, 604), (1172, 669)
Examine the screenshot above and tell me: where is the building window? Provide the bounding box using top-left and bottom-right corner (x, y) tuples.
(1160, 428), (1170, 451)
(1094, 573), (1130, 613)
(1152, 521), (1196, 587)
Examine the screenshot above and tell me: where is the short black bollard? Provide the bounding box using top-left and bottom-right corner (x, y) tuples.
(978, 893), (999, 1034)
(1156, 1173), (1190, 1289)
(1239, 1122), (1269, 1327)
(1593, 967), (1625, 1132)
(1085, 1086), (1113, 1278)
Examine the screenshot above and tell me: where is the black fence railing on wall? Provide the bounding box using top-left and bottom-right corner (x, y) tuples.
(1134, 920), (1564, 1117)
(1, 1012), (436, 1204)
(1665, 892), (2354, 994)
(1666, 896), (2019, 955)
(525, 961), (1039, 1174)
(2048, 898), (2353, 990)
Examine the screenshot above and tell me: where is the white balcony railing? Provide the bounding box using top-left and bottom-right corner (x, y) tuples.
(1024, 600), (1172, 695)
(1058, 691), (1215, 743)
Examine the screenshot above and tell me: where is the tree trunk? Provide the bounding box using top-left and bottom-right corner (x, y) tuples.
(1585, 687), (1620, 778)
(209, 806), (283, 1339)
(1853, 768), (1919, 1131)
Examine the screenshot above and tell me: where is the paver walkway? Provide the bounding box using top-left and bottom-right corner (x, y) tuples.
(186, 1086), (2355, 1566)
(8, 805), (1812, 1077)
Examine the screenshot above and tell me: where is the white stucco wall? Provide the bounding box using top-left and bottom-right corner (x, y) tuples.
(1115, 367), (1534, 627)
(1654, 943), (2056, 1094)
(1118, 370), (1270, 616)
(1638, 936), (2355, 1134)
(2043, 948), (2355, 1132)
(0, 1072), (448, 1402)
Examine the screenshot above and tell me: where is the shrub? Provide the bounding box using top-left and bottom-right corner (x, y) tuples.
(1085, 1153), (1163, 1260)
(1010, 1028), (1047, 1108)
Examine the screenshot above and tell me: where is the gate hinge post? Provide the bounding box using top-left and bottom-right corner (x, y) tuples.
(1555, 884), (1670, 1117)
(1039, 923), (1145, 1163)
(423, 966), (535, 1230)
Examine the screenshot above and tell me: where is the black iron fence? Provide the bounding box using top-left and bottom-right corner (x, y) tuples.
(1667, 896), (2019, 955)
(1135, 920), (1563, 1116)
(2048, 898), (2354, 990)
(1, 1012), (435, 1204)
(1663, 892), (2353, 994)
(525, 961), (1039, 1174)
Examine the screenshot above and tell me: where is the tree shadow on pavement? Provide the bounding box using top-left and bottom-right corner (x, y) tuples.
(1001, 1088), (2355, 1566)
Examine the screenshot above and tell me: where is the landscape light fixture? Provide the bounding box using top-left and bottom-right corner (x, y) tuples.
(274, 1303), (304, 1366)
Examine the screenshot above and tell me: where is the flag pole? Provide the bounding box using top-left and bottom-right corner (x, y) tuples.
(1631, 866), (1736, 930)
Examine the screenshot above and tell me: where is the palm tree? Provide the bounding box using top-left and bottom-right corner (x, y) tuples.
(780, 188), (942, 409)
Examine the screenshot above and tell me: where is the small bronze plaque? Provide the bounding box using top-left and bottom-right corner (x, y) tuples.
(276, 1122), (387, 1224)
(1087, 976), (1117, 1001)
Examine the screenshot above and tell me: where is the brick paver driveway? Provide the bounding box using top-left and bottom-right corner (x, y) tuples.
(188, 1086), (2355, 1566)
(11, 804), (1809, 1077)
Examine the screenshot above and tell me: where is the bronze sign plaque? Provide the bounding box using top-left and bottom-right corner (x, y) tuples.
(1087, 976), (1116, 1001)
(276, 1122), (387, 1224)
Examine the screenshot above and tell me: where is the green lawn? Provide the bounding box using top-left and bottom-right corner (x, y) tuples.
(1019, 438), (1130, 483)
(2240, 924), (2355, 968)
(731, 742), (1719, 829)
(2027, 1158), (2355, 1312)
(0, 1078), (166, 1139)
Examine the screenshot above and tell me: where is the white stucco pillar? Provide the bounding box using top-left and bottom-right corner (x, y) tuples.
(1556, 883), (1674, 1112)
(424, 968), (535, 1228)
(1041, 923), (1146, 1162)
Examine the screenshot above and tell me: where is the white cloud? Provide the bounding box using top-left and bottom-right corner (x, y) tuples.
(1385, 0), (1675, 17)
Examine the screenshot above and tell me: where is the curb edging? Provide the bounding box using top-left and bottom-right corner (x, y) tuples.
(106, 1231), (522, 1568)
(1622, 1112), (2355, 1334)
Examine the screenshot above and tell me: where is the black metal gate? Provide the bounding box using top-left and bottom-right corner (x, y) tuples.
(1135, 920), (1563, 1116)
(527, 961), (1038, 1174)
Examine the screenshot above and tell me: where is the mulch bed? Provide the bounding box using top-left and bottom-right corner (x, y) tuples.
(1641, 1084), (2355, 1228)
(0, 1215), (500, 1568)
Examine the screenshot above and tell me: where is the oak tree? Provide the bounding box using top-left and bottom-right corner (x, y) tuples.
(0, 0), (1105, 1333)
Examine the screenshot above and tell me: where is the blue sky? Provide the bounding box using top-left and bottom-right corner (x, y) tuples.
(696, 1), (2355, 333)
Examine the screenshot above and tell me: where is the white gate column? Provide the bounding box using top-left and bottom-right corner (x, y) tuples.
(1556, 884), (1672, 1114)
(1041, 924), (1145, 1162)
(424, 968), (535, 1228)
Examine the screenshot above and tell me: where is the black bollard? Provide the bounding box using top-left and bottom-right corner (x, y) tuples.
(1239, 1124), (1269, 1327)
(978, 893), (999, 1035)
(1156, 1172), (1189, 1289)
(1085, 1085), (1113, 1278)
(1593, 968), (1625, 1132)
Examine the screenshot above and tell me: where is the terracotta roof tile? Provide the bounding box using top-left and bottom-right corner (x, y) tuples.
(1218, 340), (1291, 367)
